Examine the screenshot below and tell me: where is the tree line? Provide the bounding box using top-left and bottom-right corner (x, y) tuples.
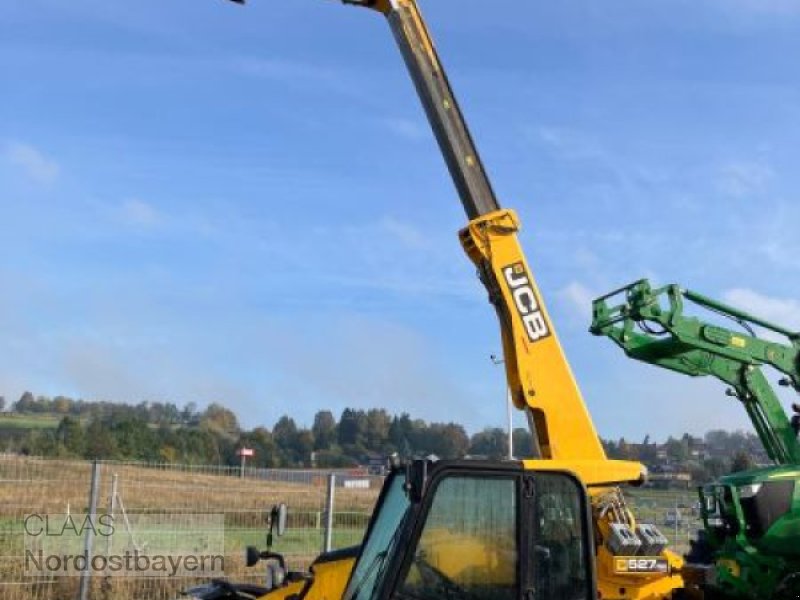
(1, 393), (764, 480)
(2, 392), (535, 467)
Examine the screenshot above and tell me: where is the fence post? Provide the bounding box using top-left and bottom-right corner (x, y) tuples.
(102, 473), (119, 600)
(674, 498), (679, 542)
(78, 460), (101, 600)
(322, 473), (336, 553)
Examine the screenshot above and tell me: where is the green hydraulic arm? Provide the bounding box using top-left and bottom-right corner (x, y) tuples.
(590, 279), (800, 466)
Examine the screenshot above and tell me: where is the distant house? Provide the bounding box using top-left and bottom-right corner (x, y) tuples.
(647, 466), (693, 490)
(688, 437), (708, 460)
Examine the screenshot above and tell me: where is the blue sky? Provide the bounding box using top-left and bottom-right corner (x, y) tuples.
(2, 0), (800, 440)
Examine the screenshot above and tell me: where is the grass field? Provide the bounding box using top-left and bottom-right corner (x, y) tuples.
(0, 414), (62, 431)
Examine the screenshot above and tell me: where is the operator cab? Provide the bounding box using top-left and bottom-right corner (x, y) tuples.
(343, 459), (596, 600)
(701, 467), (799, 553)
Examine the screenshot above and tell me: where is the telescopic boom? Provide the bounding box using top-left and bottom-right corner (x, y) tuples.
(345, 0), (499, 219)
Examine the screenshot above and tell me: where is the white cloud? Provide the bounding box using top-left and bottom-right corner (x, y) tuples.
(722, 288), (800, 331)
(559, 281), (597, 317)
(119, 199), (161, 228)
(4, 142), (60, 184)
(716, 161), (774, 198)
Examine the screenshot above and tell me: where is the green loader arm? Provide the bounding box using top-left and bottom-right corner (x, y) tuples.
(590, 279), (800, 466)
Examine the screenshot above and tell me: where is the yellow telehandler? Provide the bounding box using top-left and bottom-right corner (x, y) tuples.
(184, 1), (687, 599)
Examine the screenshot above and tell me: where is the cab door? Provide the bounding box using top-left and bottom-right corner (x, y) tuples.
(385, 464), (594, 600)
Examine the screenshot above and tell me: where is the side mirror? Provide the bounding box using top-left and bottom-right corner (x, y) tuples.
(246, 545), (261, 568)
(266, 503), (288, 550)
(274, 503), (288, 537)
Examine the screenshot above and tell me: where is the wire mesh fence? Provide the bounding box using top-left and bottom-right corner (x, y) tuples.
(0, 455), (382, 600)
(0, 455), (703, 600)
(624, 488), (703, 555)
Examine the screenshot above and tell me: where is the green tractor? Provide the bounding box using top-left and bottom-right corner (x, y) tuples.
(590, 279), (800, 599)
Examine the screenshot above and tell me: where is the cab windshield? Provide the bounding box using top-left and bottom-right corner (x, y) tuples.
(343, 472), (410, 600)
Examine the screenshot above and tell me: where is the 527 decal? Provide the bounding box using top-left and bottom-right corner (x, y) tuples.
(502, 262), (551, 343)
(614, 558), (670, 574)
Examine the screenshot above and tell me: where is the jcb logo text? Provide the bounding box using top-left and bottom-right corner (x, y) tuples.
(502, 262), (551, 343)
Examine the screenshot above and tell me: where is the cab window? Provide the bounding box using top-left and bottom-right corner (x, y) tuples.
(531, 474), (590, 600)
(397, 475), (518, 600)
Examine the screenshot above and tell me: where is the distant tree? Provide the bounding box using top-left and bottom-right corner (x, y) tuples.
(664, 436), (689, 462)
(312, 411), (337, 451)
(84, 419), (118, 459)
(706, 430), (734, 455)
(133, 401), (149, 421)
(273, 416), (298, 446)
(53, 396), (72, 414)
(295, 430), (315, 465)
(56, 416), (85, 456)
(407, 418), (429, 454)
(163, 402), (180, 424)
(146, 402), (163, 423)
(469, 428), (508, 460)
(603, 438), (619, 458)
(160, 445), (179, 463)
(201, 403), (239, 433)
(364, 409), (391, 453)
(512, 428), (534, 458)
(389, 413), (414, 456)
(617, 438), (632, 460)
(338, 409), (366, 453)
(32, 396), (52, 413)
(0, 396), (5, 412)
(273, 416), (300, 465)
(426, 423), (469, 458)
(730, 451), (755, 473)
(639, 435), (658, 463)
(21, 429), (58, 456)
(171, 427), (222, 464)
(182, 402), (198, 424)
(110, 416), (160, 461)
(14, 391), (36, 413)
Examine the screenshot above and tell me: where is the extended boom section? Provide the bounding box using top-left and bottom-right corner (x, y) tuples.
(347, 0), (499, 219)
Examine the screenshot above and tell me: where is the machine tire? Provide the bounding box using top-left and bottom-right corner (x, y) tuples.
(774, 573), (800, 600)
